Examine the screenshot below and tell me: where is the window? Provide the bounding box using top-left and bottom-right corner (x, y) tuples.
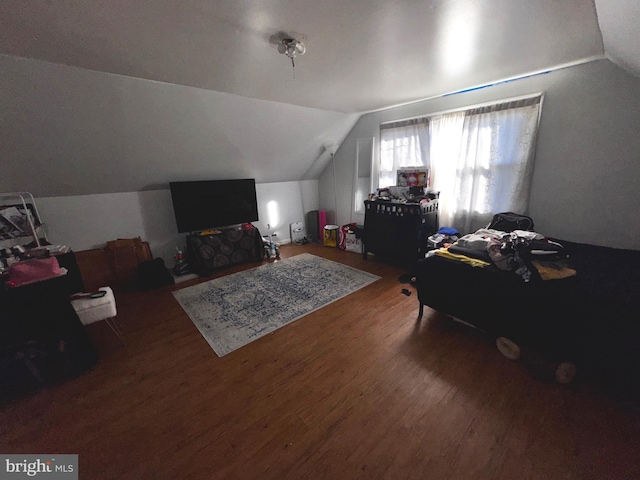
(378, 95), (543, 233)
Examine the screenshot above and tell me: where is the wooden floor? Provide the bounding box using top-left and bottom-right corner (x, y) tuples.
(2, 243), (640, 479)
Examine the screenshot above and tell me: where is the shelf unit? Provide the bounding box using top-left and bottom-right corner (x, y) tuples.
(0, 192), (47, 250)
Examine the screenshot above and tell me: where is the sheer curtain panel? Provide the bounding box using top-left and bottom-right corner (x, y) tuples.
(430, 95), (543, 233)
(379, 118), (429, 189)
(428, 112), (465, 228)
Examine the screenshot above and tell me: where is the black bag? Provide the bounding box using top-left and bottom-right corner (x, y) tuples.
(488, 212), (534, 232)
(0, 341), (48, 396)
(137, 257), (175, 291)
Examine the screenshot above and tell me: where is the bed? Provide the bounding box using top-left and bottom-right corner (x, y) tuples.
(414, 233), (640, 395)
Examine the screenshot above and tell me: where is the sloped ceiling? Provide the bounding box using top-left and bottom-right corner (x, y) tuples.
(0, 0), (606, 113)
(595, 0), (640, 76)
(3, 0), (635, 197)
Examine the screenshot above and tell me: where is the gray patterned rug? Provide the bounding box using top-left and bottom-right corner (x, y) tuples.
(172, 253), (380, 356)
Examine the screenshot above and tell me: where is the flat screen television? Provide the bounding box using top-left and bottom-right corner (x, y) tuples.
(169, 179), (259, 233)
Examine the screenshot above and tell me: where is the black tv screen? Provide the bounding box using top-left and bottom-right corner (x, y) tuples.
(169, 179), (259, 233)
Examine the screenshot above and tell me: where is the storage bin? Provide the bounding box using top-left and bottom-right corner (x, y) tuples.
(323, 225), (339, 247)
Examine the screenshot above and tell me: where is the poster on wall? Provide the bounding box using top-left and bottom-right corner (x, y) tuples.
(396, 168), (429, 187)
(0, 206), (27, 233)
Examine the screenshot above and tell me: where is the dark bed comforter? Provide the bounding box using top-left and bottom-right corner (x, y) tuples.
(415, 239), (640, 395)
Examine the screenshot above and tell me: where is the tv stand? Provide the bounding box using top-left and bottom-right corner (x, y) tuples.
(186, 225), (263, 276)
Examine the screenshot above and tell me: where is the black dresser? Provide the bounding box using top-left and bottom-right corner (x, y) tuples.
(1, 252), (99, 399)
(363, 197), (439, 264)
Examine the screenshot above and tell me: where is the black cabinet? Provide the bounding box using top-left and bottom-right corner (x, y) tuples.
(0, 253), (98, 398)
(363, 197), (439, 264)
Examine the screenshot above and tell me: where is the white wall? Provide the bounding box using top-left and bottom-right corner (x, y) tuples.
(38, 180), (316, 266)
(321, 59), (640, 250)
(298, 180), (320, 218)
(254, 181), (316, 242)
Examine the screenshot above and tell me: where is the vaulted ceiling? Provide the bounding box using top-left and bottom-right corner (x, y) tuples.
(0, 0), (613, 113)
(594, 0), (640, 75)
(1, 0), (639, 196)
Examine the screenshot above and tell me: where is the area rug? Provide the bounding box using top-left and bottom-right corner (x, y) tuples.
(172, 253), (380, 356)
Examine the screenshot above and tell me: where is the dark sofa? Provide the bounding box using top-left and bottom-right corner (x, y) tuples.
(415, 239), (640, 396)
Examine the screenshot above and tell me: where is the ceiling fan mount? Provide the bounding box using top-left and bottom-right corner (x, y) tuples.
(277, 37), (306, 68)
(278, 38), (306, 57)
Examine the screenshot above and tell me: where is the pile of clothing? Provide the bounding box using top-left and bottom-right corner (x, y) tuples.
(428, 228), (575, 282)
(427, 227), (460, 249)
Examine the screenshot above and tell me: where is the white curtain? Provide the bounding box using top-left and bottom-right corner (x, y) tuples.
(430, 96), (542, 234)
(379, 119), (429, 188)
(429, 112), (465, 228)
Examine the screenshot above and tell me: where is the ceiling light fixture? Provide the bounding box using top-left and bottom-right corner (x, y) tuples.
(278, 38), (306, 72)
